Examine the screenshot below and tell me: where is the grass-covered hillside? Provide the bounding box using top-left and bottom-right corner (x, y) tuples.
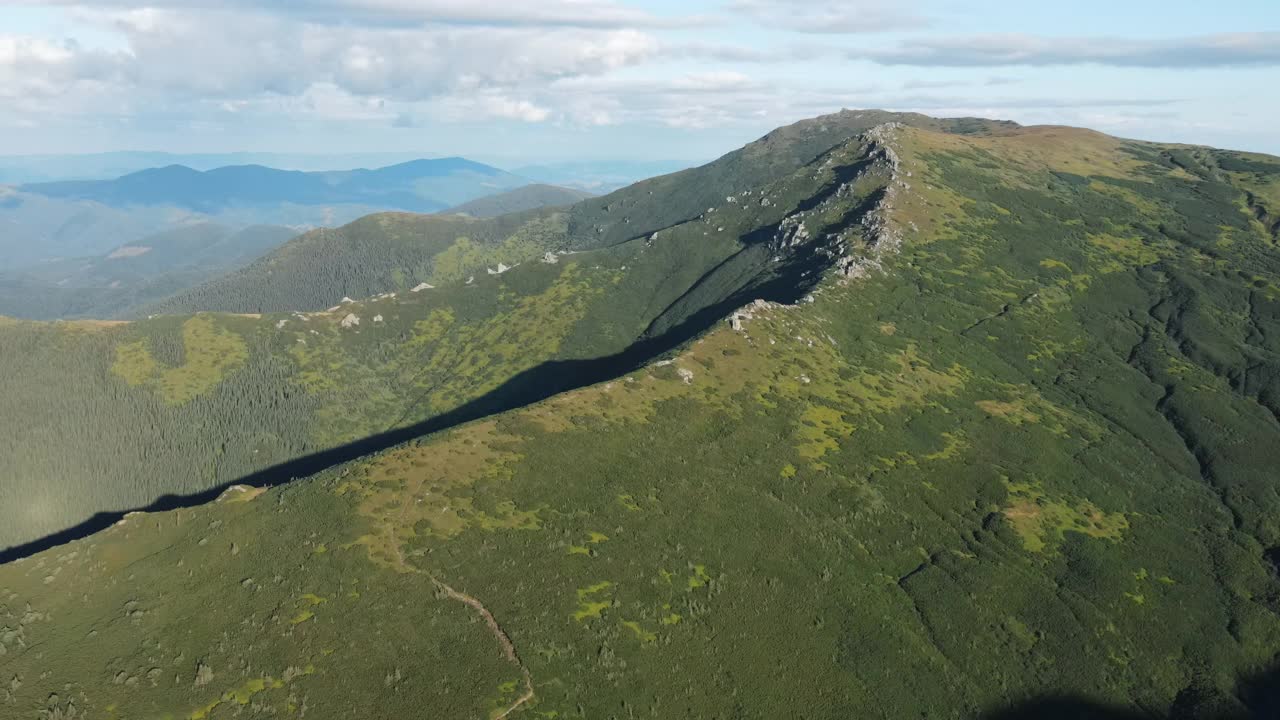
(147, 209), (576, 316)
(2, 118), (1280, 718)
(0, 124), (899, 553)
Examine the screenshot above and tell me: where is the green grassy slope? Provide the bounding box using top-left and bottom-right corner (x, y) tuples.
(0, 130), (896, 552)
(3, 121), (1280, 718)
(147, 210), (567, 315)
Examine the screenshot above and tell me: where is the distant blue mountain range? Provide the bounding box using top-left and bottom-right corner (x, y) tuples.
(21, 157), (525, 214)
(0, 151), (440, 184)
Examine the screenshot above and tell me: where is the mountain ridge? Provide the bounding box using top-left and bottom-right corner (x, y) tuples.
(144, 110), (1015, 318)
(0, 120), (906, 553)
(443, 184), (595, 218)
(3, 112), (1280, 719)
(21, 156), (527, 214)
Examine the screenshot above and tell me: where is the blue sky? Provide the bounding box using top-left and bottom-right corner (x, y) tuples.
(0, 0), (1277, 166)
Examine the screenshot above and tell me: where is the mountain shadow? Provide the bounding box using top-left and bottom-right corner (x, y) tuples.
(0, 236), (833, 565)
(980, 659), (1280, 720)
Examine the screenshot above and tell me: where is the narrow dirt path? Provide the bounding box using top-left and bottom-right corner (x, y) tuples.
(386, 496), (535, 718)
(430, 576), (536, 719)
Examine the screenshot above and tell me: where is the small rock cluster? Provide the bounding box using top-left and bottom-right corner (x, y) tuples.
(542, 250), (577, 264)
(729, 299), (778, 332)
(772, 215), (811, 249)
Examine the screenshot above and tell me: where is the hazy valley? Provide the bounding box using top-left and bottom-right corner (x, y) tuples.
(0, 160), (596, 321)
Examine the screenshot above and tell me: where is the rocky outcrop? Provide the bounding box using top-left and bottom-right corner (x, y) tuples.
(772, 215), (811, 249)
(720, 124), (913, 338)
(839, 123), (907, 279)
(763, 122), (908, 283)
(729, 299), (778, 333)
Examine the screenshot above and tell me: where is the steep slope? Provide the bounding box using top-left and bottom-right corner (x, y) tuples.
(3, 121), (1280, 719)
(151, 110), (1012, 316)
(147, 210), (571, 315)
(444, 184), (594, 217)
(0, 127), (898, 554)
(0, 224), (297, 320)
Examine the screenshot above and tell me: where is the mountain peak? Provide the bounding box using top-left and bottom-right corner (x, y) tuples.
(371, 156), (507, 178)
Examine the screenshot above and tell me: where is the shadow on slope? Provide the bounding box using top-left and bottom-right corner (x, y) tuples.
(980, 660), (1280, 720)
(0, 238), (831, 565)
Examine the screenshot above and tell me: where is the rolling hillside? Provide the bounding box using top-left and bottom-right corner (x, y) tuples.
(2, 113), (1280, 719)
(0, 157), (533, 278)
(0, 186), (189, 267)
(443, 184), (594, 217)
(22, 157), (527, 214)
(0, 224), (297, 320)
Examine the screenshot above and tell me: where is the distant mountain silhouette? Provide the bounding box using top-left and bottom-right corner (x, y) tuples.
(443, 183), (593, 217)
(22, 157), (527, 213)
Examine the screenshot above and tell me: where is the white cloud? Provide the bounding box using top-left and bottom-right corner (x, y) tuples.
(728, 0), (927, 34)
(2, 2), (1276, 157)
(50, 0), (700, 29)
(672, 40), (833, 63)
(668, 71), (761, 92)
(0, 8), (661, 117)
(434, 93), (553, 123)
(901, 78), (954, 90)
(540, 71), (779, 127)
(859, 32), (1280, 67)
(0, 35), (130, 99)
(881, 95), (1182, 110)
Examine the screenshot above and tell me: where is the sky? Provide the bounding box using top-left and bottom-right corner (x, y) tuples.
(0, 0), (1277, 167)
